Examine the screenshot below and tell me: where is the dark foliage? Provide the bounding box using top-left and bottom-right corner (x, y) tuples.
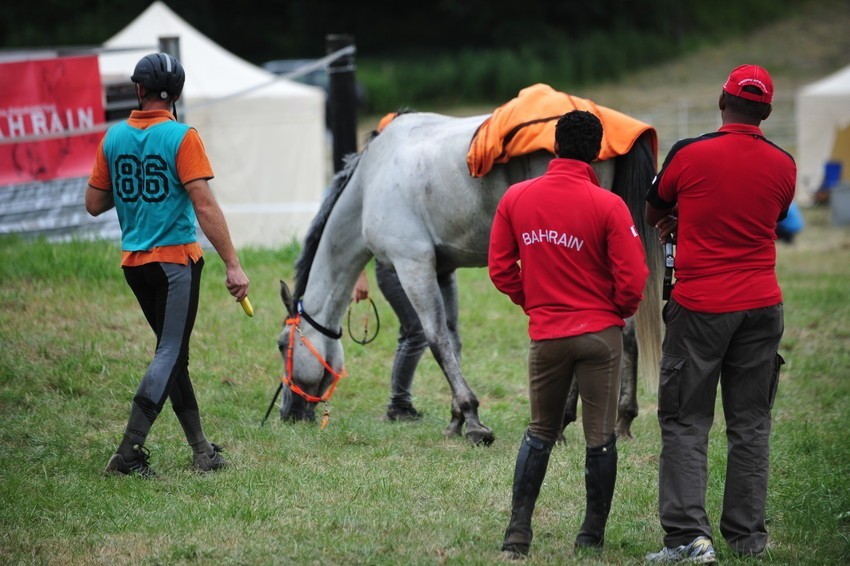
(0, 1), (806, 111)
(2, 0), (802, 63)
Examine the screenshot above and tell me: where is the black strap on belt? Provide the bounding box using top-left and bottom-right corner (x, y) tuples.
(663, 236), (675, 301)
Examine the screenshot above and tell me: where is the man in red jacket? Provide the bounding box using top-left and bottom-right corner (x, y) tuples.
(645, 64), (795, 563)
(489, 110), (649, 558)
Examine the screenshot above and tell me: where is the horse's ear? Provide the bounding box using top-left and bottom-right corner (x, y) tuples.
(280, 280), (295, 316)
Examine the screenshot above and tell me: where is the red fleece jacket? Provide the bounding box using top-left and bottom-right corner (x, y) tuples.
(489, 158), (649, 340)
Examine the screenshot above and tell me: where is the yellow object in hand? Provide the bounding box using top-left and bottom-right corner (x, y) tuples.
(239, 296), (254, 317)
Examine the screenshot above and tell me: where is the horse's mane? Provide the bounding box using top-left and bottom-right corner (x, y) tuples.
(292, 152), (362, 307)
(291, 109), (419, 309)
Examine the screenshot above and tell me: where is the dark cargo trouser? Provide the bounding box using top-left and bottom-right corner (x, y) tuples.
(657, 298), (784, 555)
(527, 326), (623, 448)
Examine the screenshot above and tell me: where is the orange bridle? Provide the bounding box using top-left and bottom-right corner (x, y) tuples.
(281, 313), (347, 428)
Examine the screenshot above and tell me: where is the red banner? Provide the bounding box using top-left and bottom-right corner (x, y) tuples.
(0, 55), (105, 185)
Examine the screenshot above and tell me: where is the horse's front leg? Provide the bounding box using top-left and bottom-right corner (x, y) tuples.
(615, 317), (639, 439)
(395, 261), (493, 445)
(427, 331), (493, 445)
(445, 396), (465, 438)
(279, 386), (317, 422)
(440, 269), (465, 437)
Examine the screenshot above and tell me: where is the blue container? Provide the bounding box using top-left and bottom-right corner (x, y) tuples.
(778, 202), (804, 234)
(823, 160), (843, 189)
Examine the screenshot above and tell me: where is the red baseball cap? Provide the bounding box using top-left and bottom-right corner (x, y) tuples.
(723, 64), (774, 104)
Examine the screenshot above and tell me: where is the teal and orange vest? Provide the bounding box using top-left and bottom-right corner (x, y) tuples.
(103, 120), (197, 251)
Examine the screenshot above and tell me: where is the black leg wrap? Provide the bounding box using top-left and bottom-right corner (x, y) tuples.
(575, 435), (618, 548)
(502, 431), (553, 557)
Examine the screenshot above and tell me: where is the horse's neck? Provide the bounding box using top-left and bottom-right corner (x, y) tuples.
(300, 187), (370, 328)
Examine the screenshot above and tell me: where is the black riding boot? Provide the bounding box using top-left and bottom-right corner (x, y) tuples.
(575, 435), (618, 548)
(502, 431), (552, 558)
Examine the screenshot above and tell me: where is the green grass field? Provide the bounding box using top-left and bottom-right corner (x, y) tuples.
(1, 206), (848, 565)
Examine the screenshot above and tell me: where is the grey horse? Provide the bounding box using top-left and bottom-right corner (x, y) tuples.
(277, 111), (663, 445)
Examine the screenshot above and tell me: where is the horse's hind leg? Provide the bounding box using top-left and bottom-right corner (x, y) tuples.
(558, 379), (580, 443)
(615, 318), (639, 439)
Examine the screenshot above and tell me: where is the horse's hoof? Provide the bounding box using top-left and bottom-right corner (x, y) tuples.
(465, 427), (495, 446)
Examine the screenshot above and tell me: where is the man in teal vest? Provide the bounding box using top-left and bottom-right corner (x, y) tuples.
(86, 53), (250, 477)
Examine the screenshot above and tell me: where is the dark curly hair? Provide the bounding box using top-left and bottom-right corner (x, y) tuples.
(555, 110), (603, 163)
(725, 85), (771, 120)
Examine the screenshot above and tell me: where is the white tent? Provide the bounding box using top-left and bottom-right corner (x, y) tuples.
(99, 1), (326, 248)
(796, 63), (850, 200)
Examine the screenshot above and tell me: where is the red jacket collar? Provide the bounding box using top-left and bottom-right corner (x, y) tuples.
(718, 123), (764, 136)
(547, 158), (601, 185)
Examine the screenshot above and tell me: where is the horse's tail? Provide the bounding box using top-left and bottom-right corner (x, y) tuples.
(613, 131), (663, 393)
(292, 149), (366, 306)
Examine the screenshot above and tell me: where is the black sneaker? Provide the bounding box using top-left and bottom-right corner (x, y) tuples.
(193, 443), (228, 472)
(385, 403), (423, 422)
(105, 444), (156, 478)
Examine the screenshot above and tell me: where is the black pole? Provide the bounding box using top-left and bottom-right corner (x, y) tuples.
(326, 34), (358, 173)
(158, 36), (185, 122)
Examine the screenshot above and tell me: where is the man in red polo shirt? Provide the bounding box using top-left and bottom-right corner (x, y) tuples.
(645, 65), (796, 563)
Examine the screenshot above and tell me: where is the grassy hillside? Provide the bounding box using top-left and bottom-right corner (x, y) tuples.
(579, 0), (850, 158)
(359, 0), (850, 160)
(580, 0), (850, 111)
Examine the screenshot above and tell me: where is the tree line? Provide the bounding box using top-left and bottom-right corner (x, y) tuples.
(1, 0), (808, 110)
(2, 1), (804, 64)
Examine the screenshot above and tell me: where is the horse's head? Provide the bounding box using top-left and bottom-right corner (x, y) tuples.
(277, 280), (345, 422)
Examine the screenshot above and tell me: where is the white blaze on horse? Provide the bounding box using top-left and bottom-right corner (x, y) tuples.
(278, 91), (663, 445)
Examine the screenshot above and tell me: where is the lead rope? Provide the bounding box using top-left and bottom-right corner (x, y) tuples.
(347, 297), (380, 345)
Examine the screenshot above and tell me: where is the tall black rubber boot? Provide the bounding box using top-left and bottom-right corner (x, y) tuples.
(575, 435), (618, 549)
(502, 431), (552, 558)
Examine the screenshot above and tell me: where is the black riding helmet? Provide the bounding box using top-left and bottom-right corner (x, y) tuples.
(131, 53), (185, 100)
